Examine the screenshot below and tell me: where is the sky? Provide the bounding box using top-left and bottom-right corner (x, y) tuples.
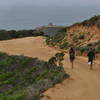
(0, 0), (100, 30)
(0, 0), (100, 8)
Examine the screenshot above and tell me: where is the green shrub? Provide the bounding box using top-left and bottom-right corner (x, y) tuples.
(46, 28), (67, 46)
(96, 50), (100, 54)
(0, 52), (69, 100)
(59, 42), (69, 49)
(48, 57), (57, 65)
(72, 35), (78, 42)
(55, 52), (65, 66)
(80, 15), (100, 26)
(0, 72), (15, 81)
(0, 93), (26, 100)
(79, 34), (85, 40)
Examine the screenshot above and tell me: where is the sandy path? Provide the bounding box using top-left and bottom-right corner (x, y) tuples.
(0, 37), (57, 61)
(0, 36), (100, 100)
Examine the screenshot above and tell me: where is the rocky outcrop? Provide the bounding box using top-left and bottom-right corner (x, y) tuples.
(42, 27), (64, 36)
(36, 25), (64, 36)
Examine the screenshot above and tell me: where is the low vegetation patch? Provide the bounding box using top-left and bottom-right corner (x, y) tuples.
(76, 40), (100, 55)
(46, 28), (67, 47)
(0, 52), (69, 100)
(75, 15), (100, 26)
(0, 29), (44, 40)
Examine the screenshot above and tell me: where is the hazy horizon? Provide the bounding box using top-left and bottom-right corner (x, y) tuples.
(0, 0), (100, 30)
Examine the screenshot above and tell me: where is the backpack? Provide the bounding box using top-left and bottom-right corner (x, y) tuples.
(70, 52), (75, 58)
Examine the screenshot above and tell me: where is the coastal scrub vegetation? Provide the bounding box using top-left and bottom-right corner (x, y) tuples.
(0, 52), (69, 100)
(46, 15), (100, 55)
(0, 29), (44, 40)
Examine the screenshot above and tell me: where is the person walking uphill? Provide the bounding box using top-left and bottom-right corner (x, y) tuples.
(69, 47), (75, 69)
(87, 48), (95, 70)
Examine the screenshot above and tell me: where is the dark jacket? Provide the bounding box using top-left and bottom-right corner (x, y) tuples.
(69, 51), (75, 60)
(87, 51), (95, 61)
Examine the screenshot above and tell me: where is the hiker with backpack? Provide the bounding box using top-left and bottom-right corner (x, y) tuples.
(87, 48), (95, 70)
(69, 47), (75, 69)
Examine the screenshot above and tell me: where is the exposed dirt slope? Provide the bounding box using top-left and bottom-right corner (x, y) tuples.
(66, 15), (100, 44)
(67, 25), (100, 45)
(0, 37), (100, 100)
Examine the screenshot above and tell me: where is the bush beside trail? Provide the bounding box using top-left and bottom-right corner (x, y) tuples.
(0, 52), (69, 100)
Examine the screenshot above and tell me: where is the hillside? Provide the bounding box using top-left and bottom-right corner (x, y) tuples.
(76, 15), (100, 26)
(67, 15), (100, 44)
(0, 37), (100, 100)
(46, 15), (100, 56)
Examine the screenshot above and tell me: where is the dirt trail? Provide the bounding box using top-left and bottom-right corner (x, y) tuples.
(0, 36), (100, 100)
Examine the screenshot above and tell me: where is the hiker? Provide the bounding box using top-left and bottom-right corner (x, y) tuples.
(87, 48), (95, 70)
(69, 47), (75, 69)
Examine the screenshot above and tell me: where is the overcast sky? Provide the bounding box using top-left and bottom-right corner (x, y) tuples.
(0, 0), (100, 29)
(0, 0), (100, 9)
